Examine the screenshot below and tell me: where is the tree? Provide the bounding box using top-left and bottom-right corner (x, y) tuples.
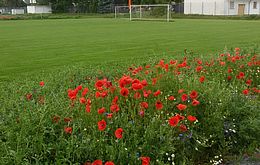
(0, 0), (26, 7)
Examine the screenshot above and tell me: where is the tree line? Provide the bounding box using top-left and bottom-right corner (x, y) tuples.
(0, 0), (180, 13)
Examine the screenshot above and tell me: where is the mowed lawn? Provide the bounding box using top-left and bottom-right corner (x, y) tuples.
(1, 18), (260, 80)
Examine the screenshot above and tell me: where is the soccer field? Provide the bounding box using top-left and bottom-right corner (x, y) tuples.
(0, 18), (260, 80)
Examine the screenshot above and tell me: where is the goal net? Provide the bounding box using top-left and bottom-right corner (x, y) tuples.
(115, 4), (171, 22)
(114, 5), (130, 19)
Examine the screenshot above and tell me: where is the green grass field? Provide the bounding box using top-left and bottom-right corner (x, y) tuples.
(1, 18), (260, 80)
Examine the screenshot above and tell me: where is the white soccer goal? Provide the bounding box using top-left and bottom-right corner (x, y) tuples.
(115, 4), (171, 22)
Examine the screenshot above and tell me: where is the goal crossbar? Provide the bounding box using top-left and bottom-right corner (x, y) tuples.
(115, 4), (171, 22)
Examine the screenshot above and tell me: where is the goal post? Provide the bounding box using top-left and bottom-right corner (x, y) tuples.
(115, 4), (171, 22)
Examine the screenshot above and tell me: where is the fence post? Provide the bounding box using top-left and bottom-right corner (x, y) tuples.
(167, 4), (170, 22)
(115, 6), (117, 18)
(190, 1), (192, 14)
(202, 2), (204, 15)
(214, 1), (217, 15)
(129, 5), (132, 21)
(140, 5), (142, 19)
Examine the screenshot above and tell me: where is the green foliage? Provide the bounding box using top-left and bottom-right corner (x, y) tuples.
(0, 0), (26, 7)
(0, 47), (259, 164)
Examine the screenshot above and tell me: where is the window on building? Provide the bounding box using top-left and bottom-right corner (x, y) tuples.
(253, 2), (257, 9)
(230, 1), (235, 9)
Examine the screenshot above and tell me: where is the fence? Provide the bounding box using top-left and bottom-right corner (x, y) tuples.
(0, 7), (27, 14)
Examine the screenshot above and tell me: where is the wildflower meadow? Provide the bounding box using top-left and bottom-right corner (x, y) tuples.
(0, 47), (259, 165)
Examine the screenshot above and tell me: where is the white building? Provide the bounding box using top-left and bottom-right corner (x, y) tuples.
(11, 9), (25, 15)
(27, 5), (52, 14)
(184, 0), (260, 15)
(23, 0), (52, 14)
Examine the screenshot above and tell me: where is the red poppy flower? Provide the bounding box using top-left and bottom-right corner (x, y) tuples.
(95, 80), (104, 89)
(177, 104), (187, 111)
(196, 66), (203, 72)
(192, 99), (200, 106)
(132, 83), (143, 90)
(95, 91), (101, 98)
(242, 89), (249, 95)
(187, 115), (197, 122)
(64, 117), (72, 123)
(109, 86), (116, 93)
(197, 59), (203, 65)
(228, 68), (233, 73)
(68, 89), (77, 100)
(181, 94), (188, 102)
(139, 110), (145, 117)
(84, 161), (92, 165)
(199, 76), (205, 83)
(190, 90), (198, 99)
(115, 128), (123, 139)
(152, 78), (157, 85)
(178, 89), (184, 94)
(86, 104), (91, 113)
(141, 79), (148, 86)
(143, 90), (152, 98)
(92, 160), (103, 165)
(101, 91), (108, 98)
(176, 114), (185, 120)
(98, 107), (106, 114)
(98, 120), (106, 131)
(119, 76), (132, 88)
(79, 97), (86, 104)
(140, 102), (149, 109)
(237, 72), (245, 79)
(155, 100), (163, 110)
(110, 104), (120, 112)
(179, 124), (187, 132)
(219, 61), (225, 66)
(235, 47), (240, 52)
(26, 93), (33, 101)
(112, 96), (118, 104)
(52, 115), (60, 123)
(168, 95), (175, 101)
(76, 85), (82, 91)
(106, 113), (113, 119)
(140, 156), (150, 165)
(153, 90), (161, 97)
(120, 87), (129, 97)
(134, 92), (141, 99)
(39, 81), (45, 87)
(169, 59), (177, 65)
(104, 161), (114, 165)
(227, 76), (232, 81)
(82, 88), (89, 97)
(132, 79), (141, 84)
(64, 127), (72, 134)
(169, 116), (179, 127)
(246, 79), (252, 86)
